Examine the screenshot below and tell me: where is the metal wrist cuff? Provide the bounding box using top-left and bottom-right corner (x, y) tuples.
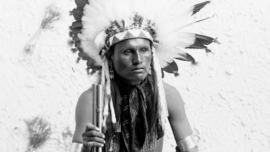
(177, 134), (198, 152)
(70, 143), (84, 152)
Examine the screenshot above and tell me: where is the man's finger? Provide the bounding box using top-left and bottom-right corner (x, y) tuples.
(83, 136), (106, 144)
(85, 123), (100, 132)
(83, 141), (104, 148)
(82, 130), (105, 138)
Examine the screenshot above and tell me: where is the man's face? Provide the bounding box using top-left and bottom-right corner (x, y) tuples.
(111, 38), (152, 86)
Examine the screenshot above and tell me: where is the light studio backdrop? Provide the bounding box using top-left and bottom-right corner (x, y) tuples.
(0, 0), (269, 151)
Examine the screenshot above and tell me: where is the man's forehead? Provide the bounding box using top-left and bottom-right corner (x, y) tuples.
(115, 38), (151, 50)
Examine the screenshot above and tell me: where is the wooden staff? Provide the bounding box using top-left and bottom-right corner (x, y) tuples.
(92, 84), (103, 152)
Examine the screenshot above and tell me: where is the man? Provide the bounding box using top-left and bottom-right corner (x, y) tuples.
(69, 0), (214, 151)
(72, 38), (196, 152)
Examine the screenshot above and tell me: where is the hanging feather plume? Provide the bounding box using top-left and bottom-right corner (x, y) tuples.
(152, 48), (168, 131)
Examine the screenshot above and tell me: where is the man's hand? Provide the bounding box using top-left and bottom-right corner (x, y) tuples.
(82, 123), (105, 148)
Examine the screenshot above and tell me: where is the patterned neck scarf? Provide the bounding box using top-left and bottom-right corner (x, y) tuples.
(110, 74), (159, 152)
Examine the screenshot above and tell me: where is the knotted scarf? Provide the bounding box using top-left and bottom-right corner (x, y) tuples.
(108, 74), (160, 152)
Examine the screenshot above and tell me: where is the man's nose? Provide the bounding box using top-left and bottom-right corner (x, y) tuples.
(132, 51), (142, 65)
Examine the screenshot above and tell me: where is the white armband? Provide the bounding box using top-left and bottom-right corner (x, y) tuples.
(70, 143), (83, 152)
(176, 131), (200, 152)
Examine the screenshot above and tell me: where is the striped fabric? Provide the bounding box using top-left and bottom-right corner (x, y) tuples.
(121, 94), (131, 150)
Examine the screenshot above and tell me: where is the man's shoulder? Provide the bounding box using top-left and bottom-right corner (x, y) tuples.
(163, 82), (180, 98)
(78, 87), (93, 102)
(76, 87), (94, 115)
(162, 81), (185, 116)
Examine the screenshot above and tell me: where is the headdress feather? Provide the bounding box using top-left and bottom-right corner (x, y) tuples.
(69, 0), (216, 74)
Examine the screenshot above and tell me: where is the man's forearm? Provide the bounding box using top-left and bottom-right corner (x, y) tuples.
(187, 147), (198, 152)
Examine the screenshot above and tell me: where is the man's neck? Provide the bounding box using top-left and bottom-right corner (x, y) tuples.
(121, 79), (142, 86)
(115, 74), (147, 86)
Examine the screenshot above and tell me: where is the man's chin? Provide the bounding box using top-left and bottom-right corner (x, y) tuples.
(133, 74), (148, 83)
(124, 74), (147, 85)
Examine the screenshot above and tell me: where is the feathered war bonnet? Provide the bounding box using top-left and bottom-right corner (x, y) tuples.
(69, 0), (216, 134)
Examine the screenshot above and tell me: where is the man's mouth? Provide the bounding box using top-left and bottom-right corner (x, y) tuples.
(132, 67), (144, 72)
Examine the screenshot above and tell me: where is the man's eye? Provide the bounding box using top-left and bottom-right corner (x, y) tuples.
(140, 48), (149, 53)
(124, 50), (132, 55)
